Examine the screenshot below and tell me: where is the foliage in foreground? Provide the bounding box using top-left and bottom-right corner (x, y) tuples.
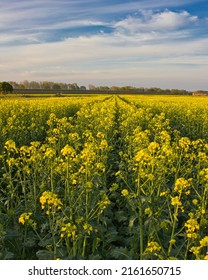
(0, 95), (208, 260)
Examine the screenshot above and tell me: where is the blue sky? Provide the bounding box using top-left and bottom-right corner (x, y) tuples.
(0, 0), (208, 90)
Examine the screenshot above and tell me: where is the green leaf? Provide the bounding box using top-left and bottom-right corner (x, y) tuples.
(129, 215), (137, 232)
(38, 237), (53, 247)
(4, 251), (15, 260)
(110, 247), (133, 260)
(36, 250), (54, 260)
(115, 210), (128, 223)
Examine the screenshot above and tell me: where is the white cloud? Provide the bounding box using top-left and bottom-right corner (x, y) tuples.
(0, 1), (207, 90)
(1, 30), (208, 90)
(114, 10), (198, 34)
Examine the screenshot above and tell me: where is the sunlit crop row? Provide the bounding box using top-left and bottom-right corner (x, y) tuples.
(116, 97), (208, 259)
(0, 96), (107, 150)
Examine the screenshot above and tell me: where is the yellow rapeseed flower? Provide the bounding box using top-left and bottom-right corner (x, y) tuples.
(83, 222), (93, 235)
(60, 223), (77, 240)
(39, 191), (62, 212)
(61, 144), (76, 158)
(145, 241), (162, 253)
(45, 148), (56, 159)
(178, 137), (191, 151)
(174, 177), (191, 194)
(72, 179), (77, 185)
(192, 199), (198, 205)
(185, 213), (199, 239)
(171, 196), (182, 207)
(121, 189), (129, 197)
(199, 236), (208, 247)
(4, 140), (17, 152)
(148, 142), (160, 154)
(204, 253), (208, 260)
(18, 212), (32, 225)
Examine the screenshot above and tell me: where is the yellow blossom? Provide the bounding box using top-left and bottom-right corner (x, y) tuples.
(4, 140), (17, 153)
(160, 190), (169, 197)
(145, 207), (152, 216)
(169, 239), (176, 246)
(185, 213), (199, 239)
(99, 193), (110, 212)
(45, 148), (56, 159)
(145, 241), (162, 253)
(18, 212), (32, 225)
(83, 222), (93, 235)
(61, 144), (76, 158)
(171, 196), (182, 207)
(60, 223), (77, 240)
(178, 137), (191, 151)
(121, 189), (129, 197)
(174, 177), (191, 194)
(148, 142), (160, 154)
(39, 191), (62, 213)
(199, 236), (208, 247)
(204, 253), (208, 260)
(192, 199), (198, 205)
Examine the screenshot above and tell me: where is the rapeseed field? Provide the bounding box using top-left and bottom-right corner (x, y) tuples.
(0, 95), (207, 260)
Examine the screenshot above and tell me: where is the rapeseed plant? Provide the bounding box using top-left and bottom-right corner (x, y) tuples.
(0, 94), (207, 259)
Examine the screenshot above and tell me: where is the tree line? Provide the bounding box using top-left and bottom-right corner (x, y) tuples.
(9, 80), (85, 91)
(1, 80), (196, 95)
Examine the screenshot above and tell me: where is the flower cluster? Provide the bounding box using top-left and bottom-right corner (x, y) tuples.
(83, 222), (93, 235)
(61, 144), (76, 158)
(60, 223), (77, 240)
(190, 236), (208, 259)
(144, 241), (162, 253)
(199, 168), (208, 186)
(173, 177), (191, 195)
(178, 137), (191, 152)
(40, 191), (62, 214)
(18, 212), (33, 225)
(184, 213), (199, 239)
(98, 193), (110, 213)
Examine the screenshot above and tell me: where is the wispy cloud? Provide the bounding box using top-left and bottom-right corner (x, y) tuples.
(0, 0), (208, 90)
(114, 10), (198, 34)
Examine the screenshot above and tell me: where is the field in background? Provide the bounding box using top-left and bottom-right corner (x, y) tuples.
(0, 94), (207, 260)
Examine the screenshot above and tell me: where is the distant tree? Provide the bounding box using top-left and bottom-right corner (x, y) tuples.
(121, 86), (137, 91)
(0, 82), (13, 94)
(88, 84), (97, 90)
(67, 83), (79, 90)
(52, 83), (61, 90)
(72, 83), (79, 90)
(19, 83), (26, 89)
(40, 81), (51, 90)
(30, 81), (40, 89)
(98, 86), (110, 91)
(110, 86), (120, 91)
(22, 80), (30, 89)
(80, 86), (87, 90)
(171, 89), (189, 95)
(138, 87), (145, 92)
(9, 81), (19, 89)
(59, 83), (68, 90)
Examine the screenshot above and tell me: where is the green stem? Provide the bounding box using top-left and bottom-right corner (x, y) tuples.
(137, 176), (143, 260)
(168, 192), (182, 257)
(138, 198), (143, 260)
(22, 225), (28, 259)
(82, 236), (87, 258)
(50, 164), (54, 192)
(49, 212), (57, 259)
